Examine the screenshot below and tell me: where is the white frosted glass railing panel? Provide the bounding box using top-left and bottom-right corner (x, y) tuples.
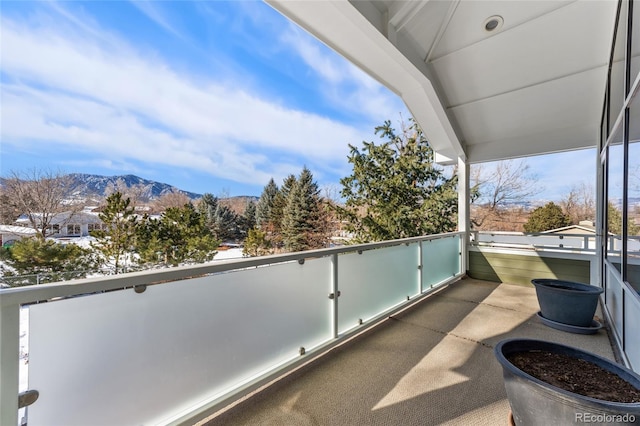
(337, 244), (419, 333)
(606, 265), (624, 343)
(625, 291), (640, 372)
(422, 236), (461, 288)
(28, 258), (331, 426)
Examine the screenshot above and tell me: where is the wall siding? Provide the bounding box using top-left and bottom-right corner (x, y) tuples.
(468, 250), (591, 286)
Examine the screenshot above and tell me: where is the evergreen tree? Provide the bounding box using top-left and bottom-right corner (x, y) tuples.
(282, 167), (327, 251)
(91, 192), (138, 274)
(1, 237), (98, 285)
(243, 227), (271, 257)
(607, 201), (640, 235)
(135, 216), (165, 266)
(335, 119), (458, 242)
(608, 202), (624, 236)
(198, 193), (218, 230)
(244, 200), (257, 229)
(269, 174), (296, 248)
(256, 179), (278, 227)
(213, 204), (239, 242)
(238, 201), (257, 237)
(523, 202), (571, 233)
(136, 204), (218, 266)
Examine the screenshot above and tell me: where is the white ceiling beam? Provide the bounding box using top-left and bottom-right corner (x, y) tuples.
(266, 0), (466, 161)
(387, 1), (429, 32)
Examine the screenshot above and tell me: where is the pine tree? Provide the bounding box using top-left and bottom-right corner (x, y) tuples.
(271, 174), (296, 234)
(523, 202), (571, 233)
(256, 179), (278, 227)
(243, 227), (271, 257)
(607, 201), (640, 235)
(213, 204), (239, 242)
(2, 237), (98, 284)
(244, 201), (257, 229)
(335, 119), (458, 242)
(198, 193), (218, 230)
(91, 192), (138, 273)
(136, 204), (218, 266)
(282, 167), (327, 251)
(238, 201), (257, 237)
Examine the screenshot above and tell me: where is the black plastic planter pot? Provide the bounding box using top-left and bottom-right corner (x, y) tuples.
(532, 278), (603, 327)
(495, 339), (640, 426)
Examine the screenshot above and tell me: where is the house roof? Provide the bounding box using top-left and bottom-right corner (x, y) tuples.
(0, 225), (38, 236)
(267, 0), (617, 164)
(15, 211), (103, 225)
(541, 224), (596, 235)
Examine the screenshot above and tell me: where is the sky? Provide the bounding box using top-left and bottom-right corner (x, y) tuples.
(0, 0), (596, 201)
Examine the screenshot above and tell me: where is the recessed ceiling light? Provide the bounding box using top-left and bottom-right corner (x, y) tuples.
(483, 15), (504, 32)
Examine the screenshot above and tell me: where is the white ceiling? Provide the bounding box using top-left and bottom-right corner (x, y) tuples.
(267, 0), (617, 164)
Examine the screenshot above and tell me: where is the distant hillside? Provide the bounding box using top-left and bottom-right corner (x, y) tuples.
(1, 172), (258, 209)
(67, 173), (202, 200)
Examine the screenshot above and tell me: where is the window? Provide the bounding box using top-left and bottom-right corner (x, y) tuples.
(67, 224), (81, 235)
(631, 0), (640, 83)
(627, 95), (640, 291)
(609, 0), (628, 133)
(607, 125), (624, 272)
(88, 223), (105, 232)
(601, 1), (640, 289)
(46, 224), (60, 235)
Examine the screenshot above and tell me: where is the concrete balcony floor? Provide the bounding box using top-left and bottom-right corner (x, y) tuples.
(200, 278), (616, 426)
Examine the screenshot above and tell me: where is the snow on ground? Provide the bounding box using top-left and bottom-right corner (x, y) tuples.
(213, 247), (244, 260)
(52, 235), (96, 248)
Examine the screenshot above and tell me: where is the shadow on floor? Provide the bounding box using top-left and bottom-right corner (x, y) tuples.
(201, 278), (613, 426)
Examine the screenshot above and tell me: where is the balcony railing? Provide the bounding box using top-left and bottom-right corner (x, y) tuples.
(471, 231), (640, 372)
(0, 232), (464, 426)
(472, 230), (640, 255)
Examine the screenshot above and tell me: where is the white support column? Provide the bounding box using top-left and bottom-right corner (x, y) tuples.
(458, 157), (470, 274)
(1, 303), (20, 426)
(596, 150), (605, 288)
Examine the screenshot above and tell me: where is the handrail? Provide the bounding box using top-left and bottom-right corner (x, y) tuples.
(0, 232), (463, 307)
(1, 232), (465, 426)
(469, 230), (600, 252)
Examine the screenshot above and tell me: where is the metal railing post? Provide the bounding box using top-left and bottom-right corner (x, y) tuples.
(418, 241), (424, 293)
(331, 253), (339, 339)
(1, 303), (20, 426)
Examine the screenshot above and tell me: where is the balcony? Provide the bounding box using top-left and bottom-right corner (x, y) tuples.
(1, 232), (633, 426)
(200, 277), (615, 426)
(2, 1), (638, 424)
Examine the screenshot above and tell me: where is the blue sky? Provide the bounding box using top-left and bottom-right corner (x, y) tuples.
(1, 1), (596, 201)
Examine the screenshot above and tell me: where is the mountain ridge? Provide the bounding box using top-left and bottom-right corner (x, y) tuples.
(67, 173), (203, 200)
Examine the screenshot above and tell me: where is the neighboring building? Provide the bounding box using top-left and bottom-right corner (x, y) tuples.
(0, 225), (38, 246)
(14, 211), (106, 238)
(541, 220), (597, 250)
(542, 220), (596, 235)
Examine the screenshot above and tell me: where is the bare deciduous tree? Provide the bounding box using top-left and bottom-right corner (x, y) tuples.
(151, 191), (192, 213)
(1, 169), (79, 238)
(559, 182), (595, 225)
(471, 159), (542, 229)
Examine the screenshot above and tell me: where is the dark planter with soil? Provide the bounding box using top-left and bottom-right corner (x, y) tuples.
(495, 339), (640, 425)
(532, 278), (603, 327)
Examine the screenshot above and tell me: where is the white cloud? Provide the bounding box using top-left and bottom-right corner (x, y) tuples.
(130, 0), (187, 40)
(0, 7), (387, 186)
(279, 24), (407, 123)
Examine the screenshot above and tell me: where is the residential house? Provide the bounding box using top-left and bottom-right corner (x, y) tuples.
(14, 211), (105, 238)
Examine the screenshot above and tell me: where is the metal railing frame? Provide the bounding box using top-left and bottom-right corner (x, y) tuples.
(1, 232), (465, 426)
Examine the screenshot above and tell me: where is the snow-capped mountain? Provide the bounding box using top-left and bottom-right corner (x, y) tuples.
(67, 173), (202, 201)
